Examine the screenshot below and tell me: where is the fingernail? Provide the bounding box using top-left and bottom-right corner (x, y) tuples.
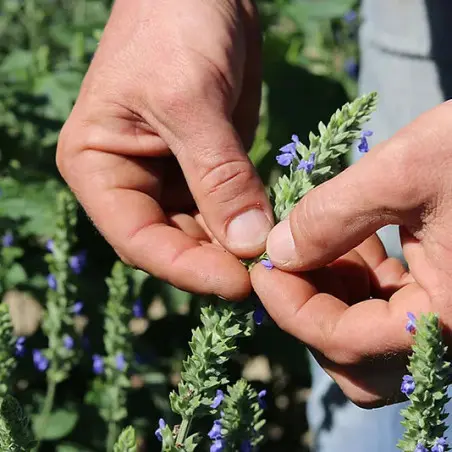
(227, 209), (272, 252)
(266, 220), (297, 265)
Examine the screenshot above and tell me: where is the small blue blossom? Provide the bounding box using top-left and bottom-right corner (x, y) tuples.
(155, 418), (166, 442)
(297, 152), (316, 173)
(344, 57), (359, 80)
(401, 375), (415, 396)
(258, 389), (267, 409)
(253, 304), (266, 326)
(406, 312), (416, 334)
(2, 232), (14, 248)
(71, 301), (84, 314)
(47, 274), (57, 290)
(45, 239), (54, 253)
(357, 129), (373, 153)
(63, 335), (74, 350)
(115, 352), (126, 371)
(240, 440), (253, 452)
(15, 337), (26, 357)
(261, 259), (273, 270)
(344, 10), (357, 23)
(69, 250), (87, 275)
(208, 419), (222, 440)
(276, 135), (300, 166)
(210, 439), (226, 452)
(92, 354), (104, 375)
(210, 389), (225, 409)
(432, 437), (447, 452)
(132, 298), (145, 318)
(415, 443), (429, 452)
(33, 349), (49, 372)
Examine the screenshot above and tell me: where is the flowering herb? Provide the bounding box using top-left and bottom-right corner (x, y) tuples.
(132, 299), (144, 318)
(33, 350), (49, 373)
(357, 129), (373, 153)
(155, 418), (166, 442)
(1, 233), (13, 248)
(72, 301), (84, 314)
(406, 312), (417, 334)
(253, 304), (266, 326)
(260, 259), (273, 270)
(400, 375), (415, 396)
(15, 337), (26, 357)
(69, 250), (87, 275)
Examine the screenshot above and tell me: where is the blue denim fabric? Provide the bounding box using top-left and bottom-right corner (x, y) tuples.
(307, 1), (452, 450)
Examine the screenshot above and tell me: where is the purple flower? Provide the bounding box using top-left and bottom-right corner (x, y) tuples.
(261, 259), (274, 270)
(69, 250), (87, 275)
(432, 437), (447, 452)
(155, 418), (166, 442)
(357, 130), (373, 153)
(210, 389), (225, 409)
(15, 337), (26, 357)
(240, 440), (253, 452)
(344, 10), (357, 23)
(258, 389), (267, 409)
(344, 57), (359, 80)
(208, 419), (222, 440)
(415, 444), (429, 452)
(47, 274), (57, 290)
(406, 312), (416, 334)
(72, 301), (84, 314)
(33, 349), (49, 372)
(210, 439), (226, 452)
(63, 335), (74, 350)
(401, 375), (415, 396)
(92, 354), (104, 375)
(132, 298), (144, 318)
(115, 352), (126, 371)
(253, 304), (266, 326)
(46, 239), (54, 253)
(2, 232), (14, 248)
(276, 135), (300, 166)
(297, 152), (316, 173)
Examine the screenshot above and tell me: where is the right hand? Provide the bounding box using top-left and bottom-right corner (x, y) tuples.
(57, 0), (273, 299)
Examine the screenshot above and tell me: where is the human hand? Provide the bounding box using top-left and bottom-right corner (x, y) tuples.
(57, 0), (273, 299)
(252, 102), (452, 407)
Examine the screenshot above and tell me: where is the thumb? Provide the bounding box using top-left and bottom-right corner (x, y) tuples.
(171, 114), (274, 258)
(266, 132), (432, 271)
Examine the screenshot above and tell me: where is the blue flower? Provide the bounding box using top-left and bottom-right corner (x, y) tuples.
(276, 135), (300, 166)
(33, 349), (49, 372)
(69, 250), (87, 275)
(208, 419), (222, 440)
(406, 312), (416, 334)
(343, 10), (357, 23)
(261, 259), (274, 270)
(92, 354), (104, 375)
(297, 152), (316, 173)
(2, 232), (14, 248)
(132, 298), (145, 318)
(432, 437), (447, 452)
(415, 443), (429, 452)
(155, 418), (166, 442)
(401, 375), (415, 396)
(210, 439), (226, 452)
(15, 337), (26, 357)
(253, 304), (266, 326)
(63, 335), (74, 350)
(240, 440), (253, 452)
(47, 274), (57, 290)
(210, 389), (225, 409)
(46, 239), (54, 253)
(71, 301), (84, 314)
(344, 57), (359, 80)
(115, 352), (126, 371)
(258, 389), (267, 409)
(357, 130), (373, 153)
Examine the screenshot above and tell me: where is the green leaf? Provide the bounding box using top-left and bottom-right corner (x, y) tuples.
(32, 408), (79, 440)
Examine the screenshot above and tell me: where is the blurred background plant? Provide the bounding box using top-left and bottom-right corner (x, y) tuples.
(0, 0), (360, 450)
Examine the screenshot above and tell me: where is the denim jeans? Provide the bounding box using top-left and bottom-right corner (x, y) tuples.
(307, 1), (452, 450)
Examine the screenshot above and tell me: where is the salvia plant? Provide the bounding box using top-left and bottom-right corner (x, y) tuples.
(1, 90), (451, 452)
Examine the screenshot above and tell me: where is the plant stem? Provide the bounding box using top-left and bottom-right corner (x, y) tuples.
(36, 378), (57, 449)
(107, 421), (119, 452)
(176, 417), (192, 445)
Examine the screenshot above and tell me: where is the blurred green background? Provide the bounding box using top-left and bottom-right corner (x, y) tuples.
(0, 0), (359, 450)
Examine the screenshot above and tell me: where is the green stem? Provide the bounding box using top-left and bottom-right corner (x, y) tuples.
(36, 378), (57, 449)
(176, 417), (192, 445)
(107, 420), (119, 452)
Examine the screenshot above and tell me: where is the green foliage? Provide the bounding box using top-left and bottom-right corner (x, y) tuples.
(399, 314), (451, 452)
(0, 304), (16, 395)
(114, 426), (137, 452)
